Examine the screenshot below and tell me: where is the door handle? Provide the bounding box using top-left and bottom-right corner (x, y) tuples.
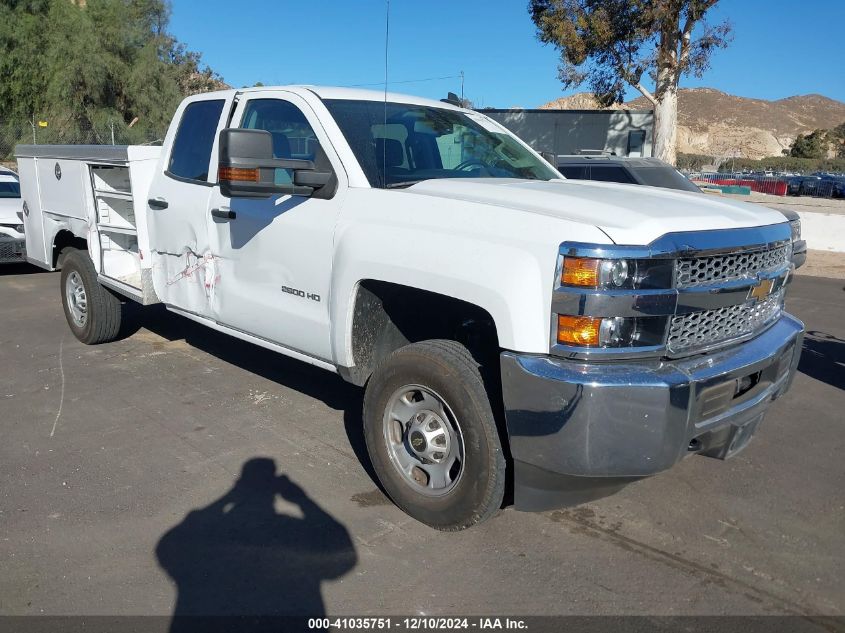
(148, 197), (169, 210)
(211, 208), (236, 220)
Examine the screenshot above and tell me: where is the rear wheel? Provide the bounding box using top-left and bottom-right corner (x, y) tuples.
(60, 249), (122, 344)
(363, 340), (506, 531)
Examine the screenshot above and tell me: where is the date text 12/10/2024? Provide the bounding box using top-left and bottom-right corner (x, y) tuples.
(308, 617), (528, 630)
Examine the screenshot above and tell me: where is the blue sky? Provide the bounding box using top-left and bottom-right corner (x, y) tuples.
(170, 0), (845, 108)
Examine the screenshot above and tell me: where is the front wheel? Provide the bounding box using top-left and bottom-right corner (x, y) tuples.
(60, 249), (122, 344)
(363, 340), (506, 531)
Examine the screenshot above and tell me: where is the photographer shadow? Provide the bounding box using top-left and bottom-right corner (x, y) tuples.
(156, 458), (357, 631)
(799, 330), (845, 391)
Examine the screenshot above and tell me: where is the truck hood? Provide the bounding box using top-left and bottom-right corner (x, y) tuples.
(0, 198), (23, 225)
(404, 178), (786, 245)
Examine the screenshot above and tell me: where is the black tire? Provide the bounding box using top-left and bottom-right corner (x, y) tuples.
(363, 340), (506, 531)
(59, 249), (122, 345)
(56, 245), (76, 269)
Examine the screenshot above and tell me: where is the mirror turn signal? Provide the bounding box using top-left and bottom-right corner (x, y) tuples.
(218, 166), (259, 183)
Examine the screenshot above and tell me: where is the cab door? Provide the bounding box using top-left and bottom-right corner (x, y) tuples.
(146, 93), (235, 317)
(206, 90), (347, 361)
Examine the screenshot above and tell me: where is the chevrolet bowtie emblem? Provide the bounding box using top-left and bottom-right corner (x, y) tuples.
(748, 278), (775, 302)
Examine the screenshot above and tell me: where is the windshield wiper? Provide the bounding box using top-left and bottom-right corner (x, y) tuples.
(383, 180), (427, 189)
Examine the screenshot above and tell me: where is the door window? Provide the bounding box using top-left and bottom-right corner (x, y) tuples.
(558, 165), (587, 180)
(167, 99), (226, 183)
(240, 99), (321, 185)
(627, 130), (647, 157)
(589, 165), (637, 184)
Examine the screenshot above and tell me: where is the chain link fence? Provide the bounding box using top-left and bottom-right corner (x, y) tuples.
(1, 119), (166, 165)
(682, 171), (845, 199)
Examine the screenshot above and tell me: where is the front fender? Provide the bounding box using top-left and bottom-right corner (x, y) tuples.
(329, 189), (611, 367)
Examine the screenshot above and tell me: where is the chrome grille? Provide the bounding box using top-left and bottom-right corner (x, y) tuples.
(668, 288), (785, 353)
(0, 240), (25, 263)
(676, 243), (791, 288)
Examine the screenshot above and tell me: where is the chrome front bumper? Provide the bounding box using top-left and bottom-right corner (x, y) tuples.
(500, 313), (805, 511)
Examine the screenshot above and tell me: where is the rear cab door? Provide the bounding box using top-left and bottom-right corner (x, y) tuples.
(146, 91), (237, 317)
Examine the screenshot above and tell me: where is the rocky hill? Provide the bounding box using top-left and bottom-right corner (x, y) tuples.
(540, 88), (845, 159)
(539, 93), (619, 110)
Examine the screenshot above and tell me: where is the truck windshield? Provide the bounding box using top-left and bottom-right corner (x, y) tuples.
(324, 99), (559, 188)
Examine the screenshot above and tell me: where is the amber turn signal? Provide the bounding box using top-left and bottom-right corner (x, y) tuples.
(557, 315), (602, 346)
(561, 257), (600, 287)
(218, 166), (259, 182)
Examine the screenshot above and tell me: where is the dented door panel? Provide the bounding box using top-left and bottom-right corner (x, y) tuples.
(146, 93), (234, 317)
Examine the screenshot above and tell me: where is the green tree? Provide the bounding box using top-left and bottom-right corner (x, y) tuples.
(831, 122), (845, 158)
(0, 0), (224, 148)
(529, 0), (732, 165)
(789, 130), (828, 159)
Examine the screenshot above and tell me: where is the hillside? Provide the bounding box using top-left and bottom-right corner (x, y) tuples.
(540, 88), (845, 159)
(539, 93), (620, 110)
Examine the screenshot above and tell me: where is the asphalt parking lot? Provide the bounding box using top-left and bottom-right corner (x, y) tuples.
(1, 265), (843, 619)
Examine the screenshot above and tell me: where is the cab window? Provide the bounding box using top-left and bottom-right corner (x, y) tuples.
(240, 99), (321, 185)
(167, 99), (225, 183)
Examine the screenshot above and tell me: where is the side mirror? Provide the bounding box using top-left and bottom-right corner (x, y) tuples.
(217, 128), (332, 199)
(540, 151), (556, 166)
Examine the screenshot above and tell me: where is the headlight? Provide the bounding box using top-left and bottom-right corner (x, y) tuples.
(789, 219), (801, 241)
(560, 256), (673, 290)
(556, 255), (673, 348)
(14, 224), (24, 234)
(556, 314), (666, 348)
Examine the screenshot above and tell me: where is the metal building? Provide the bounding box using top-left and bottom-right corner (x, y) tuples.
(482, 108), (654, 158)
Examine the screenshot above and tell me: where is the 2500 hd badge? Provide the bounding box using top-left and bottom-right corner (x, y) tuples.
(281, 285), (320, 302)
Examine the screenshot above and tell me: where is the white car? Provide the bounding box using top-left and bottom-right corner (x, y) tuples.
(0, 168), (25, 264)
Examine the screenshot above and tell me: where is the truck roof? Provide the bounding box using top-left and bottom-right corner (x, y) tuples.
(198, 85), (464, 111)
(555, 156), (669, 168)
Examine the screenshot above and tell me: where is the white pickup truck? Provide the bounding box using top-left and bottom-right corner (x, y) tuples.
(16, 86), (804, 530)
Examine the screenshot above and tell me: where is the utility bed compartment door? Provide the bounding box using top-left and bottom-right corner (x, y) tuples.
(16, 158), (47, 266)
(38, 158), (88, 220)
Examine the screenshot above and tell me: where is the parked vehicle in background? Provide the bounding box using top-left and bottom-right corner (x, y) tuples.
(784, 174), (845, 198)
(786, 175), (819, 196)
(16, 86), (805, 531)
(555, 156), (702, 193)
(800, 175), (826, 197)
(0, 167), (25, 264)
(816, 175), (845, 198)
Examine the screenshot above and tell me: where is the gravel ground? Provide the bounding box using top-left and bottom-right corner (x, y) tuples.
(0, 265), (843, 623)
(718, 192), (845, 216)
(797, 251), (845, 279)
